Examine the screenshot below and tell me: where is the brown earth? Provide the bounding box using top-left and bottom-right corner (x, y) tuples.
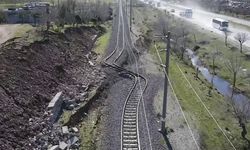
(0, 26), (105, 149)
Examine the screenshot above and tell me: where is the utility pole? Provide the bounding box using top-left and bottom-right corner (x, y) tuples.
(125, 0), (127, 16)
(130, 0), (132, 31)
(161, 31), (171, 133)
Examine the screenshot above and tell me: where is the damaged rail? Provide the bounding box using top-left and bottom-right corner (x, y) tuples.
(102, 0), (148, 149)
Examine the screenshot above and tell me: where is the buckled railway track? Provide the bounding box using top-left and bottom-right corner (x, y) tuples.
(103, 0), (148, 149)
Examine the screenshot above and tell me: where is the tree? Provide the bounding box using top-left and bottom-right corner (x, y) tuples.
(208, 48), (219, 96)
(234, 32), (249, 53)
(32, 13), (40, 26)
(223, 30), (230, 47)
(75, 15), (81, 27)
(211, 48), (219, 76)
(0, 10), (6, 23)
(179, 23), (189, 60)
(225, 53), (242, 98)
(157, 14), (169, 36)
(58, 3), (66, 27)
(228, 97), (250, 149)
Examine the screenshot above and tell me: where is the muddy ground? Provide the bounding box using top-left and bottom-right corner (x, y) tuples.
(0, 26), (105, 149)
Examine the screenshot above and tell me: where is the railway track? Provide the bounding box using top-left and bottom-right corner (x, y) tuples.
(103, 0), (148, 149)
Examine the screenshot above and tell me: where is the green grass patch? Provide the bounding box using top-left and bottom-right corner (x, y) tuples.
(185, 24), (250, 97)
(0, 3), (23, 9)
(79, 108), (101, 150)
(15, 24), (44, 43)
(59, 110), (73, 125)
(14, 24), (33, 37)
(93, 22), (112, 61)
(149, 42), (250, 149)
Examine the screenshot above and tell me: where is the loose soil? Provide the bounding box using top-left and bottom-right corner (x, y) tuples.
(0, 26), (105, 149)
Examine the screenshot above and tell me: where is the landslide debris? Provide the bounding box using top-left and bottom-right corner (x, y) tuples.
(0, 26), (105, 149)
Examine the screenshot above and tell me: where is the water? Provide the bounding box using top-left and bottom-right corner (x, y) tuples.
(186, 49), (250, 115)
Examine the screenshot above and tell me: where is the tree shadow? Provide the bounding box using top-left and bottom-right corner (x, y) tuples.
(162, 133), (173, 150)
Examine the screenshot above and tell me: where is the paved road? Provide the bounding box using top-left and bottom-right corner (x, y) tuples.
(140, 0), (250, 51)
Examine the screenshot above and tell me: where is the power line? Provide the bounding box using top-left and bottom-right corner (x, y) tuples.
(176, 64), (237, 150)
(154, 45), (200, 150)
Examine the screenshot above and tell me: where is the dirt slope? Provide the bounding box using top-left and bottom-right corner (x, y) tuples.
(0, 26), (104, 149)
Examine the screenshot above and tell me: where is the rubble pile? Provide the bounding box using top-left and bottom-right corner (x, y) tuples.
(31, 124), (80, 150)
(0, 26), (105, 149)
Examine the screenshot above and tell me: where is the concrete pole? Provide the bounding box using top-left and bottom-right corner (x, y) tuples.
(161, 31), (171, 133)
(126, 0), (127, 15)
(130, 0), (132, 31)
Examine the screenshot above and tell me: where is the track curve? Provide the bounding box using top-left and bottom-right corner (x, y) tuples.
(103, 0), (148, 149)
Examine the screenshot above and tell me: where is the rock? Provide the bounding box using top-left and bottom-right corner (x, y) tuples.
(69, 92), (74, 99)
(66, 104), (75, 110)
(59, 141), (68, 150)
(29, 118), (33, 122)
(72, 127), (79, 133)
(80, 92), (87, 97)
(62, 126), (69, 134)
(48, 145), (59, 150)
(68, 136), (79, 146)
(64, 99), (76, 106)
(88, 61), (94, 66)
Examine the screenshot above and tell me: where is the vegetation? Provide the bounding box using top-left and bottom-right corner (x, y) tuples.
(93, 22), (112, 61)
(132, 0), (250, 149)
(182, 24), (250, 98)
(79, 108), (102, 150)
(149, 41), (250, 149)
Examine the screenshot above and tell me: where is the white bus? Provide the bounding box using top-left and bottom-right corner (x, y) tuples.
(212, 18), (229, 31)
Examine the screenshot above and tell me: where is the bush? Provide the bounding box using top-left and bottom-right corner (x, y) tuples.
(0, 10), (6, 23)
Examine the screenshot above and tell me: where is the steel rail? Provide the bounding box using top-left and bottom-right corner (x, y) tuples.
(102, 0), (148, 149)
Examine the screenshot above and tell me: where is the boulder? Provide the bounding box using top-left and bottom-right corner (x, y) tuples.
(62, 126), (69, 134)
(48, 145), (59, 150)
(59, 141), (68, 150)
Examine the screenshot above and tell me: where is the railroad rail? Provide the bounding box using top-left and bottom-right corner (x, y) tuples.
(103, 0), (148, 149)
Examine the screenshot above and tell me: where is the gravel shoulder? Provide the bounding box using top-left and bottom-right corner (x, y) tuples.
(138, 50), (200, 150)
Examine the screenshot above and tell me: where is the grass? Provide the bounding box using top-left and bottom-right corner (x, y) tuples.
(60, 110), (73, 125)
(79, 108), (101, 150)
(184, 23), (250, 97)
(150, 43), (250, 149)
(93, 22), (112, 62)
(14, 24), (33, 37)
(14, 24), (44, 44)
(0, 3), (23, 9)
(132, 1), (250, 149)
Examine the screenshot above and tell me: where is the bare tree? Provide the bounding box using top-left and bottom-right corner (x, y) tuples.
(228, 97), (250, 148)
(225, 53), (242, 98)
(156, 14), (169, 36)
(234, 32), (249, 53)
(171, 25), (182, 53)
(223, 30), (230, 47)
(172, 33), (181, 53)
(95, 1), (111, 24)
(180, 23), (189, 60)
(211, 48), (219, 76)
(208, 48), (219, 96)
